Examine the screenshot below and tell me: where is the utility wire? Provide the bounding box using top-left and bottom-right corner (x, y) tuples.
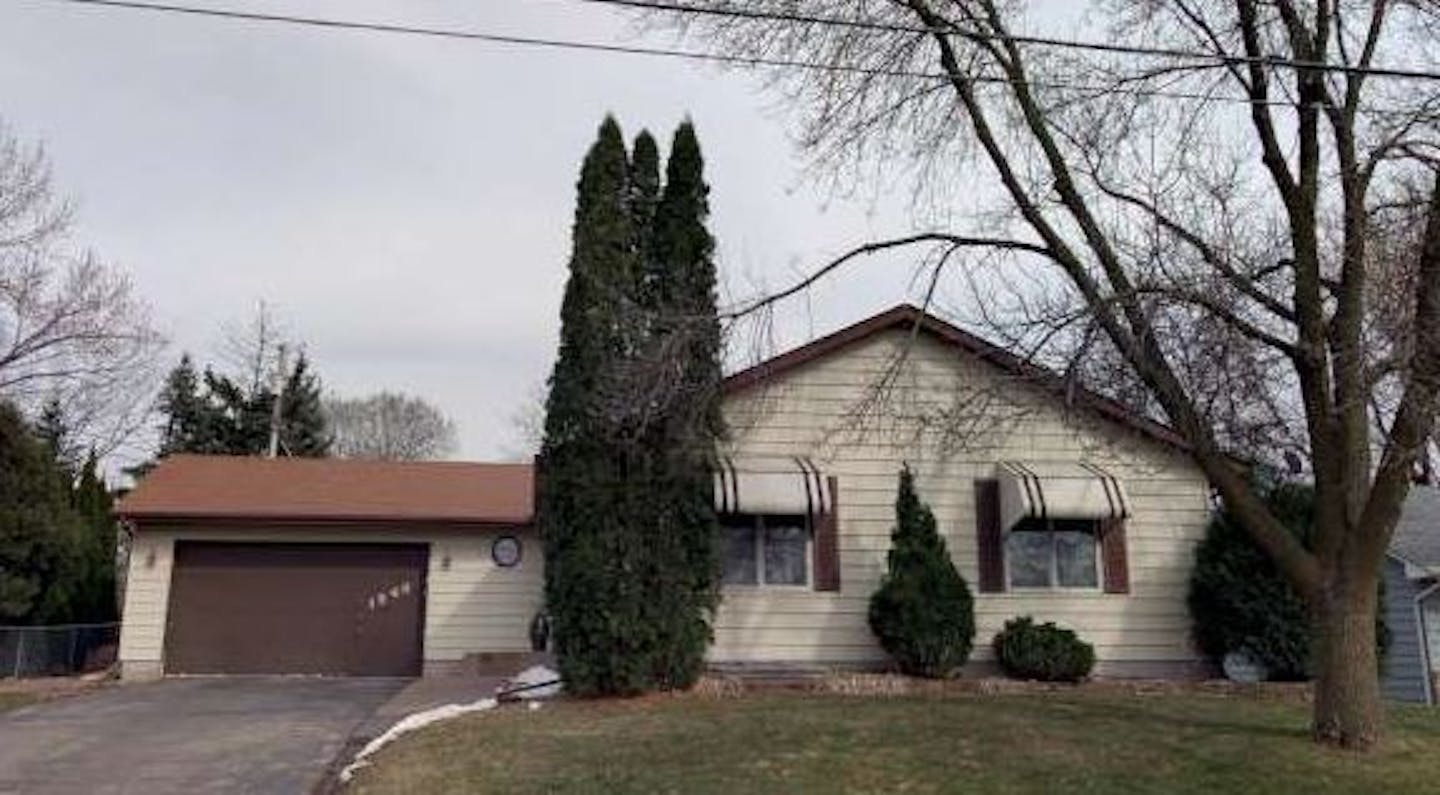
(583, 0), (1440, 83)
(36, 0), (1422, 110)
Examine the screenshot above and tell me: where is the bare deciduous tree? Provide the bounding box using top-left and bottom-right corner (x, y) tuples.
(0, 120), (163, 456)
(325, 391), (458, 461)
(641, 0), (1440, 747)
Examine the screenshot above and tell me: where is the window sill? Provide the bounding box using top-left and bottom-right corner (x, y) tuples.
(721, 583), (814, 592)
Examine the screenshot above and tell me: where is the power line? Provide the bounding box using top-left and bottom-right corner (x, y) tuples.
(583, 0), (1440, 83)
(39, 0), (943, 80)
(34, 0), (1414, 110)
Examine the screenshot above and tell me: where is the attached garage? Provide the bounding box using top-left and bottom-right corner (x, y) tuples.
(166, 542), (428, 676)
(116, 455), (542, 679)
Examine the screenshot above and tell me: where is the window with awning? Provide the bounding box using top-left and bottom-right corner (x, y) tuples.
(975, 462), (1131, 594)
(995, 461), (1130, 531)
(714, 457), (840, 592)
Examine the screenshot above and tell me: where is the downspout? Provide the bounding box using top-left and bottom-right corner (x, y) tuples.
(1415, 579), (1440, 706)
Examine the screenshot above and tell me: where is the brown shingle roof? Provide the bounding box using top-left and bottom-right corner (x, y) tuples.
(116, 454), (533, 525)
(722, 304), (1190, 452)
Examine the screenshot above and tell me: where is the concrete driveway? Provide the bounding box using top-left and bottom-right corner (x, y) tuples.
(0, 677), (406, 795)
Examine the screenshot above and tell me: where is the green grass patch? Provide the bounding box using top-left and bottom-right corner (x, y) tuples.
(351, 690), (1440, 794)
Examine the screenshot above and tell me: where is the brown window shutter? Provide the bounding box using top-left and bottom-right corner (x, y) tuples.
(1101, 518), (1130, 594)
(974, 478), (1005, 593)
(813, 476), (841, 592)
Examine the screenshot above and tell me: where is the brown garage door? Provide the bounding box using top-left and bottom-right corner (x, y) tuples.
(165, 542), (427, 676)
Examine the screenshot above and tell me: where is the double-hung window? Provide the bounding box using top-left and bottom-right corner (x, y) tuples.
(722, 515), (809, 587)
(1005, 518), (1100, 589)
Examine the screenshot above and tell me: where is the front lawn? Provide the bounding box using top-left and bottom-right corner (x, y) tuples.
(349, 689), (1440, 794)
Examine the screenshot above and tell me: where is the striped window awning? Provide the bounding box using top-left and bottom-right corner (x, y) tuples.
(714, 457), (832, 517)
(995, 461), (1130, 531)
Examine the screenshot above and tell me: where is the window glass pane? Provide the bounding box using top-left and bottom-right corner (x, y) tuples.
(722, 523), (758, 585)
(1055, 528), (1099, 588)
(1006, 530), (1053, 588)
(763, 521), (808, 586)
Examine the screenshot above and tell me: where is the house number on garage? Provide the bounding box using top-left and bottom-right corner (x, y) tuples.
(366, 580), (413, 611)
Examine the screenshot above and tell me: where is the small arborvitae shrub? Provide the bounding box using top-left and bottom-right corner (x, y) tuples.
(868, 466), (975, 678)
(992, 616), (1096, 683)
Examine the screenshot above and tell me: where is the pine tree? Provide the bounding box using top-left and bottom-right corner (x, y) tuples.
(157, 355), (223, 456)
(0, 401), (85, 624)
(868, 466), (975, 677)
(540, 116), (650, 695)
(71, 452), (117, 622)
(148, 350), (330, 461)
(277, 353), (331, 456)
(34, 398), (78, 477)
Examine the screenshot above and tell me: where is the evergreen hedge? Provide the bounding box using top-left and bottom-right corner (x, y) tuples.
(868, 466), (975, 677)
(1187, 480), (1388, 681)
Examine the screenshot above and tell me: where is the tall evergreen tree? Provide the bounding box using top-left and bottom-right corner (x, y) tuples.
(540, 116), (650, 695)
(637, 120), (724, 687)
(149, 350), (330, 461)
(276, 353), (331, 456)
(71, 452), (118, 622)
(157, 355), (222, 456)
(0, 401), (84, 624)
(542, 117), (727, 694)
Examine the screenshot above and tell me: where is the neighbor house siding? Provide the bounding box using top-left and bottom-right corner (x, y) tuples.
(1381, 557), (1433, 704)
(117, 525), (543, 679)
(713, 330), (1211, 677)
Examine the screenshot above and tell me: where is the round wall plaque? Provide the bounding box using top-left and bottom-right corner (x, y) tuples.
(491, 535), (522, 568)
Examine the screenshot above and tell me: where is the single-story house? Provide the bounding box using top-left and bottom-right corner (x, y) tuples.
(1381, 486), (1440, 704)
(117, 304), (1213, 679)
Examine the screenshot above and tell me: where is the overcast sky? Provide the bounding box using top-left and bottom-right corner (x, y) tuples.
(0, 0), (939, 464)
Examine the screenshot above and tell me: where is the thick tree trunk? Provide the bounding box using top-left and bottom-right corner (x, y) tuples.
(1310, 564), (1383, 749)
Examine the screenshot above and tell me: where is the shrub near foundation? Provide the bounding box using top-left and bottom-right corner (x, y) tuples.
(993, 617), (1096, 683)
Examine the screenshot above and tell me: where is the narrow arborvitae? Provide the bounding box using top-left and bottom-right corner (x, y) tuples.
(542, 117), (726, 694)
(639, 120), (724, 688)
(868, 466), (975, 677)
(539, 116), (651, 696)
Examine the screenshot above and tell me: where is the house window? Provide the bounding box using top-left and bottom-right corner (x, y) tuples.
(722, 515), (809, 587)
(1005, 518), (1099, 589)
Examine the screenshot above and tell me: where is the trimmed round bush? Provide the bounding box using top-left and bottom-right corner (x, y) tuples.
(992, 617), (1095, 682)
(868, 466), (975, 678)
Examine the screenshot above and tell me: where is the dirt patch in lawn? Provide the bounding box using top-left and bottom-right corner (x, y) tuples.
(0, 670), (113, 712)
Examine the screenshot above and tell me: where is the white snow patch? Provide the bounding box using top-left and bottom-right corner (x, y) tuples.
(337, 666), (562, 786)
(338, 697), (498, 784)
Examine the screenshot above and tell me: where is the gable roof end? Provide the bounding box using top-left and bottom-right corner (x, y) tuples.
(722, 304), (1190, 453)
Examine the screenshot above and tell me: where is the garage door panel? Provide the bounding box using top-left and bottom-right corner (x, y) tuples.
(165, 542), (427, 676)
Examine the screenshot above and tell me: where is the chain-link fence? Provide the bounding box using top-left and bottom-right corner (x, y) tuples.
(0, 623), (120, 679)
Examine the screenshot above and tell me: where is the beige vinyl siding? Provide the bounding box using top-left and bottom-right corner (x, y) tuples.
(118, 526), (543, 677)
(713, 329), (1210, 674)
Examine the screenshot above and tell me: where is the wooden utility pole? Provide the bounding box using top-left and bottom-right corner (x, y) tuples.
(266, 343), (288, 458)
